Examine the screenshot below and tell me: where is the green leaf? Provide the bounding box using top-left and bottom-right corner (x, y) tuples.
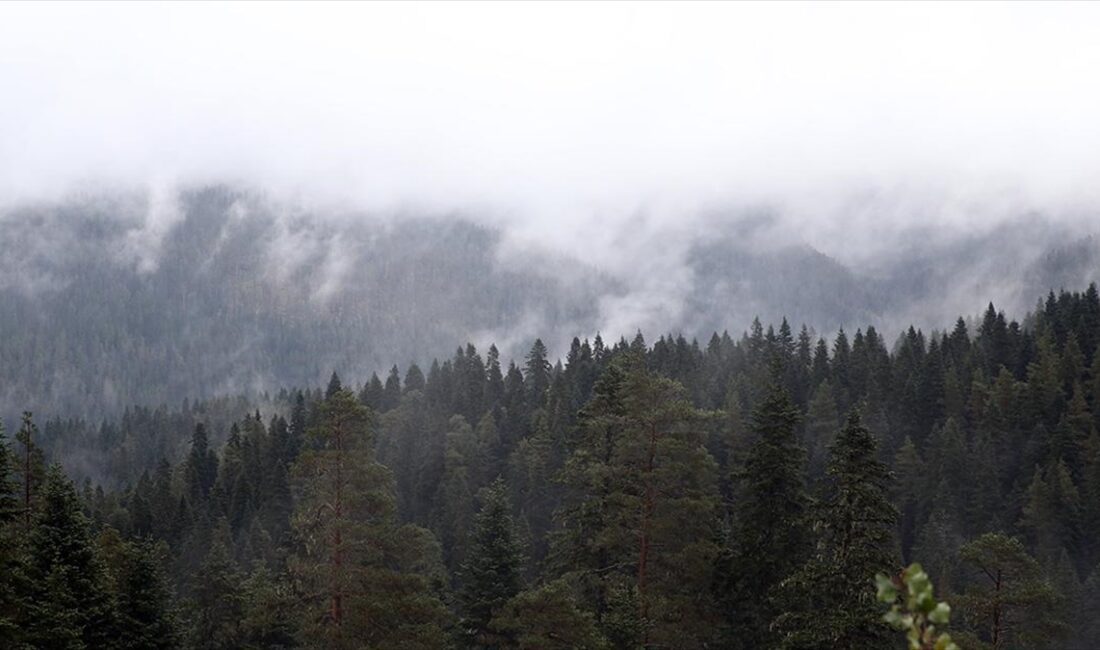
(875, 573), (898, 603)
(929, 602), (951, 625)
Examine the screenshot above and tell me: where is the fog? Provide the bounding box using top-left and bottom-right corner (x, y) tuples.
(4, 3), (1100, 213)
(3, 2), (1100, 412)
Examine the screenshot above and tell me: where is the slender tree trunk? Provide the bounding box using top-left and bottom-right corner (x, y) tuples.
(637, 424), (658, 646)
(23, 433), (31, 530)
(332, 419), (345, 628)
(991, 569), (1003, 650)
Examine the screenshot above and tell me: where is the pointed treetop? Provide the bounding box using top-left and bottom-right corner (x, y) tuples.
(325, 371), (343, 398)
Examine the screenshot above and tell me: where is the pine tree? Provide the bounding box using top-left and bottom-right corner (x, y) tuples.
(98, 528), (181, 650)
(458, 477), (525, 648)
(957, 533), (1064, 649)
(726, 382), (810, 648)
(383, 365), (402, 411)
(553, 355), (722, 648)
(14, 412), (46, 530)
(893, 436), (924, 559)
(0, 420), (19, 523)
(290, 387), (449, 648)
(187, 518), (244, 649)
(487, 579), (608, 649)
(524, 339), (552, 406)
(325, 371), (343, 399)
(0, 419), (30, 647)
(238, 563), (298, 649)
(185, 424), (218, 506)
(433, 415), (481, 573)
(803, 381), (839, 482)
(773, 411), (898, 649)
(24, 465), (117, 649)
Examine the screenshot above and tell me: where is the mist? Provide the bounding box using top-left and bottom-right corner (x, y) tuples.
(4, 2), (1100, 206)
(3, 2), (1100, 418)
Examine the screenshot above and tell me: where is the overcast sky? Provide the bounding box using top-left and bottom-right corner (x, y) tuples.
(2, 1), (1100, 244)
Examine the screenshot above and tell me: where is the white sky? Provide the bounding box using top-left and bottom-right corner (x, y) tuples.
(2, 1), (1100, 237)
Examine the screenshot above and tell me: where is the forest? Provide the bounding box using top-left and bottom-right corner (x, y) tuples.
(2, 285), (1099, 649)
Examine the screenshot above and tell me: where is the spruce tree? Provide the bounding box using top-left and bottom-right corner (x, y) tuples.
(433, 415), (481, 573)
(14, 412), (46, 530)
(487, 580), (608, 649)
(0, 419), (29, 647)
(238, 564), (298, 649)
(458, 477), (525, 648)
(98, 528), (181, 650)
(24, 465), (117, 649)
(0, 420), (18, 523)
(185, 424), (218, 506)
(773, 411), (898, 649)
(524, 339), (552, 405)
(725, 382), (810, 649)
(187, 519), (244, 649)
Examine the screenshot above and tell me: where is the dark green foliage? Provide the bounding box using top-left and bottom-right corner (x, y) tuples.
(773, 411), (898, 649)
(956, 533), (1065, 649)
(290, 388), (449, 649)
(553, 355), (722, 647)
(487, 579), (607, 649)
(15, 412), (46, 529)
(9, 284), (1100, 646)
(185, 424), (218, 505)
(25, 465), (116, 649)
(186, 520), (244, 649)
(98, 528), (181, 650)
(725, 382), (810, 648)
(0, 419), (30, 647)
(458, 478), (525, 647)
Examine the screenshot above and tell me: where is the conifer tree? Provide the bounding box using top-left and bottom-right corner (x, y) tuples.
(238, 564), (298, 649)
(187, 519), (244, 649)
(290, 387), (449, 648)
(325, 371), (343, 399)
(434, 415), (481, 573)
(383, 365), (402, 411)
(524, 339), (552, 405)
(487, 580), (608, 649)
(0, 420), (21, 523)
(554, 355), (721, 648)
(726, 382), (810, 649)
(773, 411), (898, 649)
(98, 528), (181, 650)
(458, 477), (525, 648)
(0, 419), (29, 646)
(24, 465), (117, 649)
(15, 412), (46, 530)
(803, 381), (839, 482)
(185, 424), (218, 506)
(957, 533), (1064, 649)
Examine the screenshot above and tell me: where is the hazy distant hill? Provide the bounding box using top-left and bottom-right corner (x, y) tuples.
(0, 186), (613, 420)
(1, 185), (1097, 420)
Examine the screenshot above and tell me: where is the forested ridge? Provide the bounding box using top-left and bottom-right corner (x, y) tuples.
(4, 186), (1099, 424)
(4, 286), (1100, 648)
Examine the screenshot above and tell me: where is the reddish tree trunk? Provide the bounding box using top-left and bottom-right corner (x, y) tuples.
(637, 423), (658, 646)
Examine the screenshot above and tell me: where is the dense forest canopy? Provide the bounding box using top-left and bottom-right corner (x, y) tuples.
(3, 283), (1099, 648)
